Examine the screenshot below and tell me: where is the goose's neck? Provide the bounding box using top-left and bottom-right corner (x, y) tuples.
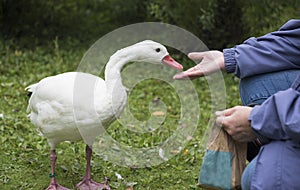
(104, 49), (135, 93)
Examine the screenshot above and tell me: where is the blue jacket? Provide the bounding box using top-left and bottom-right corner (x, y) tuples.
(223, 19), (300, 189)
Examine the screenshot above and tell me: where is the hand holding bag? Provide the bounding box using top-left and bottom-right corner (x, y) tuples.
(198, 122), (247, 190)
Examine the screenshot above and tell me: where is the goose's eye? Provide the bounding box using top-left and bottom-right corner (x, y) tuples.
(155, 48), (161, 53)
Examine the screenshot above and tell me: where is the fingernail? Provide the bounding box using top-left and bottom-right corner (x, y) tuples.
(215, 111), (222, 116)
(173, 73), (184, 79)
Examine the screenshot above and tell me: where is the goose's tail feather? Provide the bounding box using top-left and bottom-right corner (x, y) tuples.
(25, 83), (38, 97)
(25, 83), (38, 112)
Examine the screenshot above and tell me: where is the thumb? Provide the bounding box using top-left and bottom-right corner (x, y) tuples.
(188, 52), (208, 60)
(215, 107), (235, 117)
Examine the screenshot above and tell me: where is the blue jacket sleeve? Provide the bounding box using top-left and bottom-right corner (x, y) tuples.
(223, 19), (300, 79)
(249, 75), (300, 145)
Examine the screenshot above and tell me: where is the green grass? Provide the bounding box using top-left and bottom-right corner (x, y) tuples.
(0, 39), (241, 189)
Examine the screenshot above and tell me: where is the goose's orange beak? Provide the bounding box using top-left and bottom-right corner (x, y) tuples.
(162, 55), (183, 70)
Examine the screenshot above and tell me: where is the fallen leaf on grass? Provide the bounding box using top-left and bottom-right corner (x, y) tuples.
(152, 111), (165, 116)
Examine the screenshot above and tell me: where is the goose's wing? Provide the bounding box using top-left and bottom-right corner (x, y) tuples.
(26, 72), (107, 146)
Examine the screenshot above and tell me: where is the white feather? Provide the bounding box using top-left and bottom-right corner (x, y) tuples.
(27, 40), (179, 149)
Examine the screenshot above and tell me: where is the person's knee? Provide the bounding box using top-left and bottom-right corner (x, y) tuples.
(241, 157), (257, 190)
(239, 70), (299, 106)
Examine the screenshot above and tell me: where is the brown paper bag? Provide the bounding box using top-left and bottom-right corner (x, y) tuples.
(198, 122), (247, 190)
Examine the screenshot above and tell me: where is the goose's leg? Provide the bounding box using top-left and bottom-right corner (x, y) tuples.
(76, 145), (110, 190)
(46, 150), (70, 190)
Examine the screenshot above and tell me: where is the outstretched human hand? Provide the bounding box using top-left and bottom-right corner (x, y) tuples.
(215, 106), (257, 142)
(173, 50), (225, 80)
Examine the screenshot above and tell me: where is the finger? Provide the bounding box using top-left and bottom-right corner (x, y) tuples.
(173, 66), (204, 80)
(173, 71), (203, 80)
(215, 115), (225, 126)
(173, 75), (200, 80)
(215, 107), (235, 117)
(188, 52), (208, 60)
(173, 72), (190, 80)
(215, 110), (223, 116)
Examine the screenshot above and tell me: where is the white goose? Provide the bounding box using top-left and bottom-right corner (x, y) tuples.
(27, 40), (183, 190)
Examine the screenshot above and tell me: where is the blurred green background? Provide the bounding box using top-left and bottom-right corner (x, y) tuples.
(1, 0), (299, 49)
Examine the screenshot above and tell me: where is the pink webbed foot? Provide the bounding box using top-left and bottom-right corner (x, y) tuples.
(46, 183), (70, 190)
(76, 177), (110, 190)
